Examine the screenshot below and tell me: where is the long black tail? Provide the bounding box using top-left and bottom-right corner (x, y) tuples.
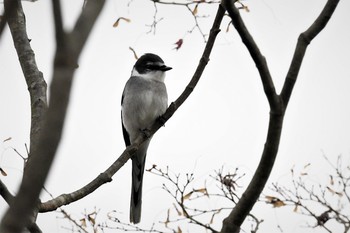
(130, 141), (149, 223)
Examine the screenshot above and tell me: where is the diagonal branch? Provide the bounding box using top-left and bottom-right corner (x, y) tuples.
(280, 0), (340, 106)
(3, 0), (48, 159)
(0, 180), (42, 233)
(223, 0), (278, 109)
(0, 0), (106, 232)
(39, 4), (226, 213)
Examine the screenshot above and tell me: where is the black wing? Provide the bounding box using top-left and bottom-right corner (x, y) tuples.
(121, 94), (131, 146)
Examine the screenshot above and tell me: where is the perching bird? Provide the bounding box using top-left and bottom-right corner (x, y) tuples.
(121, 53), (172, 223)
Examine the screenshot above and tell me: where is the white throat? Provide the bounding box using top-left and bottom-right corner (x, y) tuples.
(131, 68), (166, 82)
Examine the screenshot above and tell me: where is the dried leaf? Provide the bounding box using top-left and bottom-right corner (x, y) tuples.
(300, 172), (308, 176)
(293, 204), (299, 212)
(273, 200), (285, 207)
(329, 175), (334, 185)
(173, 39), (183, 50)
(183, 191), (193, 200)
(80, 218), (86, 227)
(0, 167), (7, 176)
(265, 195), (286, 208)
(164, 208), (170, 227)
(194, 188), (208, 196)
(192, 4), (198, 15)
(226, 21), (232, 33)
(88, 214), (95, 225)
(173, 203), (182, 216)
(327, 186), (335, 194)
(129, 47), (138, 60)
(3, 137), (12, 143)
(113, 17), (131, 27)
(177, 226), (182, 233)
(335, 191), (343, 197)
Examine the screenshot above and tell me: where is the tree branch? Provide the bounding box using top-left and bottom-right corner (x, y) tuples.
(39, 3), (226, 213)
(280, 0), (340, 106)
(0, 0), (106, 232)
(0, 180), (14, 206)
(0, 180), (42, 233)
(220, 0), (340, 232)
(223, 0), (278, 109)
(3, 0), (48, 159)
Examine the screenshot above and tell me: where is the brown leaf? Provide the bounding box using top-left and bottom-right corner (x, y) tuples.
(265, 195), (286, 208)
(88, 214), (95, 225)
(194, 188), (208, 196)
(164, 208), (170, 228)
(192, 4), (198, 15)
(335, 191), (343, 197)
(327, 186), (335, 195)
(173, 39), (183, 50)
(0, 167), (7, 176)
(300, 172), (308, 176)
(226, 21), (232, 33)
(290, 165), (295, 176)
(177, 226), (182, 233)
(329, 175), (334, 185)
(293, 204), (299, 212)
(183, 191), (193, 200)
(113, 17), (131, 27)
(80, 218), (86, 227)
(173, 203), (182, 216)
(129, 47), (138, 60)
(3, 137), (12, 143)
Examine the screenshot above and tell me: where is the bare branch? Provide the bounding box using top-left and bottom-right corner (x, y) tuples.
(149, 0), (220, 42)
(52, 0), (65, 47)
(223, 0), (278, 109)
(3, 0), (48, 158)
(268, 155), (349, 232)
(281, 0), (340, 106)
(0, 179), (14, 206)
(0, 0), (106, 232)
(0, 180), (42, 233)
(220, 0), (340, 232)
(39, 145), (136, 212)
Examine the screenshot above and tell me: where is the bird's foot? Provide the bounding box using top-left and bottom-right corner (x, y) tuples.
(140, 128), (152, 139)
(157, 115), (167, 127)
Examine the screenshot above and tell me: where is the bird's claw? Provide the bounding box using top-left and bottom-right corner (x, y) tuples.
(157, 115), (167, 126)
(140, 128), (152, 139)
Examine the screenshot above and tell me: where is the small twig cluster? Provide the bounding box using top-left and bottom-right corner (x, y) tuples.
(124, 0), (248, 44)
(97, 165), (261, 233)
(266, 154), (350, 233)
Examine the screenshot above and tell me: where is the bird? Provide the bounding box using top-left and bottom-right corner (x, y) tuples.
(121, 53), (172, 224)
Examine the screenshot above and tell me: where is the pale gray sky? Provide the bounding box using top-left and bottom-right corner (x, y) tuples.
(1, 0), (350, 232)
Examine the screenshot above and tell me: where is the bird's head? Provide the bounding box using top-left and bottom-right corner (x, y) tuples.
(132, 53), (172, 82)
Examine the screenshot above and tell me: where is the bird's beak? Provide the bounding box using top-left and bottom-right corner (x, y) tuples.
(159, 65), (172, 71)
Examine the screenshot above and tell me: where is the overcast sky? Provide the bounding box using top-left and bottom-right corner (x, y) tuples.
(1, 0), (350, 232)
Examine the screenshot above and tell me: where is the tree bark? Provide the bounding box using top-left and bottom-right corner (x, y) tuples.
(0, 1), (106, 232)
